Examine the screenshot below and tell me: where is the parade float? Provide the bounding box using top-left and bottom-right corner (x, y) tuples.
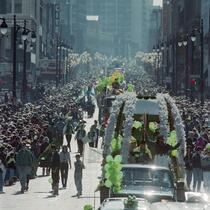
(99, 91), (186, 203)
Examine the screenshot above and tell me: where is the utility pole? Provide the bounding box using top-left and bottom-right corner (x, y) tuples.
(56, 34), (59, 87)
(22, 20), (27, 104)
(200, 19), (204, 106)
(185, 39), (189, 98)
(13, 15), (17, 103)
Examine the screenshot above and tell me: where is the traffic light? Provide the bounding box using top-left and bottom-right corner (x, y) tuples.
(191, 79), (196, 86)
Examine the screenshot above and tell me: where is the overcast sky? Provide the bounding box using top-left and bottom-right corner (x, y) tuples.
(153, 0), (162, 6)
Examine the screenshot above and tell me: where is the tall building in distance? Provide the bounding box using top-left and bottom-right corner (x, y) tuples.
(85, 0), (155, 57)
(148, 5), (162, 51)
(71, 0), (87, 53)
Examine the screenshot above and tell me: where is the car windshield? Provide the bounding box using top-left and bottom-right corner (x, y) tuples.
(122, 168), (173, 188)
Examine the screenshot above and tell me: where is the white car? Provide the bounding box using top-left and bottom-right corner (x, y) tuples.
(150, 192), (210, 210)
(99, 197), (150, 210)
(112, 164), (175, 202)
(100, 193), (210, 210)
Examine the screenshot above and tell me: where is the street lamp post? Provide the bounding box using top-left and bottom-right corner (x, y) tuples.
(161, 42), (165, 86)
(178, 35), (189, 98)
(0, 16), (36, 103)
(22, 20), (27, 104)
(62, 46), (66, 85)
(200, 19), (204, 107)
(58, 45), (62, 85)
(20, 20), (36, 104)
(191, 19), (204, 106)
(56, 35), (59, 87)
(0, 18), (8, 35)
(13, 15), (18, 103)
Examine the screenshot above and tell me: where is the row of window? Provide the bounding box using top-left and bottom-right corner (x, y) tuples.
(0, 0), (22, 14)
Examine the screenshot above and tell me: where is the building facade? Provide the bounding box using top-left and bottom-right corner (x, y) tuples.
(85, 0), (154, 57)
(0, 0), (40, 91)
(201, 0), (210, 94)
(161, 0), (206, 97)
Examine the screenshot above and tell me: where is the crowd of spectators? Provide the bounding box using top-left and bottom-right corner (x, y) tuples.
(0, 81), (89, 193)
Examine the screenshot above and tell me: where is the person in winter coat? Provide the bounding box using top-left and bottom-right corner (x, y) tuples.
(75, 122), (86, 155)
(59, 145), (71, 188)
(55, 117), (65, 147)
(16, 143), (34, 193)
(201, 143), (210, 193)
(184, 146), (193, 190)
(0, 158), (5, 193)
(51, 145), (60, 196)
(88, 120), (99, 148)
(64, 117), (74, 150)
(192, 147), (203, 192)
(74, 154), (85, 198)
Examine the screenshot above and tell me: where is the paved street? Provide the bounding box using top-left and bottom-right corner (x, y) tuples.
(0, 109), (102, 210)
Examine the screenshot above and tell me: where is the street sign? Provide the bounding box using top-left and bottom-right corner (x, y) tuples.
(55, 3), (60, 33)
(165, 76), (172, 83)
(190, 74), (200, 79)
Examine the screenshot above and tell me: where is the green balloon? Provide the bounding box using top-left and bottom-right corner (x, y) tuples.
(84, 205), (93, 210)
(119, 171), (123, 178)
(116, 175), (121, 182)
(114, 155), (122, 163)
(115, 182), (121, 188)
(106, 155), (113, 163)
(113, 186), (121, 193)
(105, 180), (112, 188)
(133, 121), (142, 129)
(105, 172), (110, 179)
(104, 164), (110, 171)
(109, 175), (116, 182)
(114, 165), (121, 171)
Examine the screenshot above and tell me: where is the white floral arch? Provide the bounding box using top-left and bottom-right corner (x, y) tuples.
(103, 92), (186, 166)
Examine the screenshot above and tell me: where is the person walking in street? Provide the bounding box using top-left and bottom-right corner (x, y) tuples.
(55, 117), (65, 147)
(184, 146), (193, 191)
(16, 143), (34, 193)
(192, 147), (203, 192)
(0, 158), (5, 193)
(88, 120), (99, 148)
(59, 145), (71, 189)
(51, 145), (60, 196)
(74, 154), (85, 198)
(75, 122), (86, 155)
(64, 117), (74, 151)
(201, 143), (210, 193)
